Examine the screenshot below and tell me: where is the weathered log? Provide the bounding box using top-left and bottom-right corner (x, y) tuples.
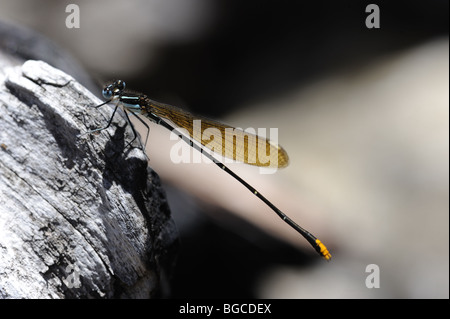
(0, 60), (178, 298)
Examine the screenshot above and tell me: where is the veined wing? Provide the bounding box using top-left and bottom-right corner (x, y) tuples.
(146, 99), (289, 168)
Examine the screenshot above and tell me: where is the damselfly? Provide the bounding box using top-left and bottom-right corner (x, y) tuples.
(85, 80), (331, 260)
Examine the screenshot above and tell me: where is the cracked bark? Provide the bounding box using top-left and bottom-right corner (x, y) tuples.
(0, 59), (178, 298)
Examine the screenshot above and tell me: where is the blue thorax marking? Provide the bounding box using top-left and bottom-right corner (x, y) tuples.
(120, 95), (141, 112)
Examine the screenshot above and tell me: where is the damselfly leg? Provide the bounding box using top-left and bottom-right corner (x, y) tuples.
(83, 98), (150, 157)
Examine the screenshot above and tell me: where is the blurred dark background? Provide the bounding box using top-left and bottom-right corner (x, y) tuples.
(129, 0), (448, 118)
(1, 0), (448, 298)
(2, 1), (447, 115)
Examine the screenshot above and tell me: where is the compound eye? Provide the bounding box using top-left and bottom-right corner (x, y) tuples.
(102, 88), (113, 99)
(116, 80), (126, 91)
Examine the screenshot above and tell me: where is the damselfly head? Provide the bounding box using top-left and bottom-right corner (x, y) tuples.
(102, 80), (126, 99)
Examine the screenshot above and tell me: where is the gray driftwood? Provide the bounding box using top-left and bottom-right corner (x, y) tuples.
(0, 60), (178, 298)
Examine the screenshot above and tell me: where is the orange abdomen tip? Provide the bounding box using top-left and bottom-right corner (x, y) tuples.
(316, 239), (332, 261)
